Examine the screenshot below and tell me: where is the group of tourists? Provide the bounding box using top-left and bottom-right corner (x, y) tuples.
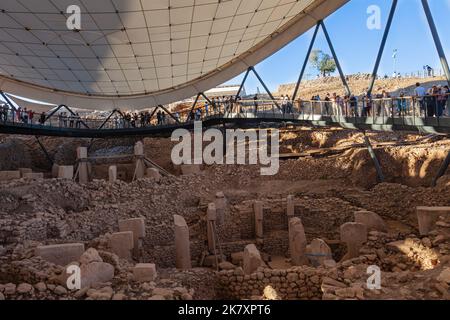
(297, 82), (449, 118)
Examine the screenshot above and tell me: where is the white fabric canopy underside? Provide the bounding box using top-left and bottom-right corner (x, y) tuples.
(0, 0), (349, 110)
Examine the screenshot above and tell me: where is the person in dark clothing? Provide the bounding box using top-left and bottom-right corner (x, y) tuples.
(253, 95), (258, 115)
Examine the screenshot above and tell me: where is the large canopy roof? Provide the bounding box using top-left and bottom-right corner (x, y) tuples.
(0, 0), (349, 110)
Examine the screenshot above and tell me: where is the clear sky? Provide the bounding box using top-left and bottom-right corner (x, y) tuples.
(225, 0), (450, 94)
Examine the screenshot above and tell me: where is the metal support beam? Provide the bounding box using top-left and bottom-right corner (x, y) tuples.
(35, 136), (53, 166)
(250, 66), (281, 110)
(432, 150), (450, 187)
(187, 93), (200, 122)
(421, 0), (450, 86)
(368, 0), (398, 96)
(235, 67), (251, 99)
(320, 21), (351, 96)
(158, 105), (180, 124)
(88, 109), (123, 151)
(0, 91), (18, 111)
(292, 22), (321, 102)
(200, 92), (212, 105)
(363, 134), (385, 183)
(44, 104), (90, 129)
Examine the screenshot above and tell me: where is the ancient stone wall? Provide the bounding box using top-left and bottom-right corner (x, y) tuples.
(216, 266), (329, 300)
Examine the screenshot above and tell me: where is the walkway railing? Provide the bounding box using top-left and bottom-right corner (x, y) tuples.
(1, 94), (449, 132)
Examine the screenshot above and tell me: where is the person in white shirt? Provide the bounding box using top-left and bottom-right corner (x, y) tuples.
(414, 82), (426, 116)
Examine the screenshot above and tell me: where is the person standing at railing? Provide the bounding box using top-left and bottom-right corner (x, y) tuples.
(363, 93), (372, 117)
(323, 93), (331, 116)
(286, 95), (293, 114)
(75, 113), (81, 128)
(39, 112), (46, 125)
(437, 86), (447, 117)
(349, 95), (358, 117)
(397, 92), (408, 116)
(0, 104), (7, 122)
(424, 87), (438, 118)
(414, 82), (426, 117)
(444, 85), (450, 116)
(281, 95), (288, 114)
(253, 94), (258, 116)
(204, 102), (209, 116)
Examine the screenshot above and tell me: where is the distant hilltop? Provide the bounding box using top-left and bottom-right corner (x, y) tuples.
(276, 73), (448, 98)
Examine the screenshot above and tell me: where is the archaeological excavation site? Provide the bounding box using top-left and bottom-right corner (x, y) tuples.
(0, 128), (449, 302)
(1, 0), (450, 311)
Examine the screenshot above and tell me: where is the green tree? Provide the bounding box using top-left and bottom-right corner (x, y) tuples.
(309, 49), (337, 77)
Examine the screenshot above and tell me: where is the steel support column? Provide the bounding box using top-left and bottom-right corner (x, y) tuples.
(44, 104), (90, 129)
(0, 91), (18, 111)
(292, 23), (321, 102)
(158, 105), (180, 123)
(421, 0), (450, 86)
(368, 0), (398, 96)
(250, 66), (281, 110)
(187, 93), (201, 122)
(35, 136), (53, 165)
(235, 68), (251, 99)
(432, 150), (450, 187)
(320, 21), (351, 96)
(363, 134), (385, 183)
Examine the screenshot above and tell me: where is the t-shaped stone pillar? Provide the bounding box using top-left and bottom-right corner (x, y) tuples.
(214, 191), (227, 225)
(207, 203), (217, 253)
(306, 238), (333, 267)
(340, 222), (367, 260)
(286, 195), (295, 217)
(243, 244), (263, 275)
(289, 217), (308, 266)
(134, 141), (145, 180)
(76, 147), (89, 184)
(108, 166), (117, 183)
(254, 201), (263, 240)
(174, 215), (191, 270)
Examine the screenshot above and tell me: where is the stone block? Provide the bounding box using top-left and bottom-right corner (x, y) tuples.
(134, 141), (144, 156)
(35, 243), (85, 266)
(340, 222), (367, 260)
(118, 218), (145, 251)
(58, 166), (74, 180)
(22, 172), (44, 180)
(133, 263), (157, 282)
(108, 166), (117, 183)
(80, 262), (114, 289)
(417, 207), (450, 236)
(109, 232), (134, 260)
(76, 147), (87, 159)
(0, 171), (21, 181)
(19, 168), (32, 177)
(354, 211), (387, 232)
